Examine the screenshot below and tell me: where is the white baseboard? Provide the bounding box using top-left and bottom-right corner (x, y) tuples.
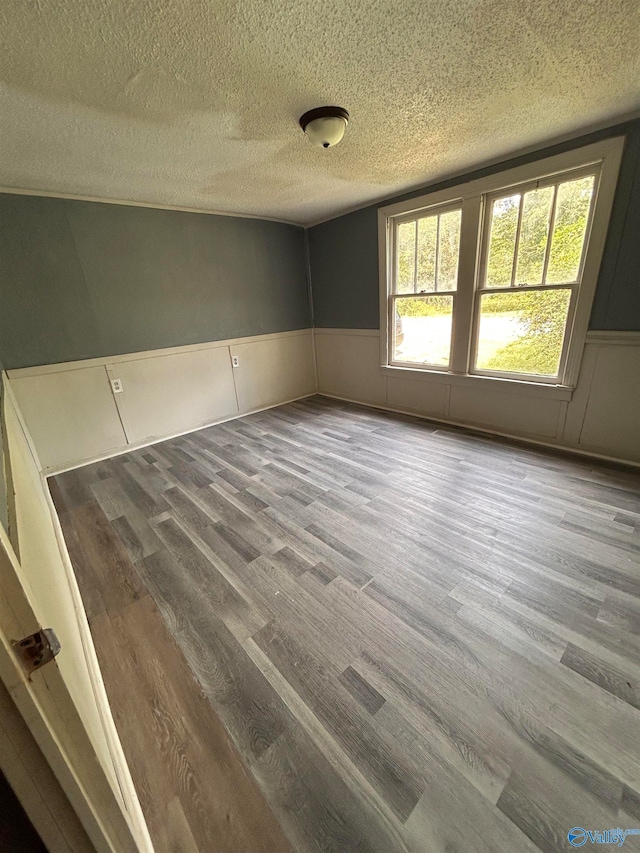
(313, 328), (640, 465)
(45, 393), (316, 476)
(318, 393), (640, 469)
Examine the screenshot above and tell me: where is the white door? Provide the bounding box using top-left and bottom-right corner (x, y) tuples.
(0, 376), (151, 852)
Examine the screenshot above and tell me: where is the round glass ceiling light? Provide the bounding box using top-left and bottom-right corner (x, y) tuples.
(299, 106), (349, 149)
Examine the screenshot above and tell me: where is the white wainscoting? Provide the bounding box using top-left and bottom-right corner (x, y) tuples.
(8, 366), (128, 470)
(448, 386), (562, 438)
(386, 374), (449, 418)
(7, 329), (315, 473)
(231, 333), (316, 413)
(314, 329), (386, 405)
(313, 328), (640, 465)
(111, 346), (238, 446)
(7, 326), (637, 470)
(572, 336), (640, 460)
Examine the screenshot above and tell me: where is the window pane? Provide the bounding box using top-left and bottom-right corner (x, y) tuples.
(486, 194), (520, 287)
(396, 221), (416, 292)
(393, 295), (453, 367)
(416, 215), (437, 291)
(475, 289), (571, 377)
(437, 209), (461, 291)
(514, 186), (554, 286)
(546, 176), (595, 284)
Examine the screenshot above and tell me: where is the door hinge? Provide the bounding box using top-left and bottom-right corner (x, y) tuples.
(13, 629), (61, 674)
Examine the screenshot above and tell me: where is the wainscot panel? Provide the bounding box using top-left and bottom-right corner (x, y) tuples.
(313, 329), (640, 465)
(578, 343), (640, 459)
(9, 366), (126, 470)
(448, 386), (562, 438)
(231, 330), (315, 413)
(112, 346), (238, 445)
(7, 330), (315, 472)
(314, 330), (386, 405)
(386, 375), (449, 417)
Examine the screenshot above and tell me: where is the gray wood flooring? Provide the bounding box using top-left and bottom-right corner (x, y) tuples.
(51, 396), (640, 852)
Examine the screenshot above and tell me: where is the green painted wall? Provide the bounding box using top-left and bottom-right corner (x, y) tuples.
(1, 119), (637, 372)
(0, 195), (309, 369)
(590, 125), (640, 329)
(309, 119), (640, 331)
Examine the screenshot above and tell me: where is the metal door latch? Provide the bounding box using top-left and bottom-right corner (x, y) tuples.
(13, 629), (61, 674)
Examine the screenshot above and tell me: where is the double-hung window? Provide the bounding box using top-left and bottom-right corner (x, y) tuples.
(380, 137), (624, 391)
(392, 204), (462, 368)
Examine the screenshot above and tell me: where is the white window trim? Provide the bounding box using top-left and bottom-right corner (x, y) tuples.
(378, 136), (625, 397)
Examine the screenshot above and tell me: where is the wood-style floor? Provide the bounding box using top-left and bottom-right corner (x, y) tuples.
(50, 396), (640, 853)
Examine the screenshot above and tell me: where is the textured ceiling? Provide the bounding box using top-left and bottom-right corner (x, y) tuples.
(1, 0), (639, 225)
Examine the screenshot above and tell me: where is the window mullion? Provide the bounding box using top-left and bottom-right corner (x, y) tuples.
(413, 220), (418, 291)
(434, 215), (441, 292)
(510, 197), (524, 287)
(450, 195), (482, 375)
(540, 185), (558, 285)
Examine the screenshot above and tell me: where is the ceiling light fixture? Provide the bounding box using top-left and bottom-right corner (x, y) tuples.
(299, 106), (349, 149)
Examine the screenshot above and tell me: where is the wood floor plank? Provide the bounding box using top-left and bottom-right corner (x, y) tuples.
(496, 751), (621, 853)
(561, 642), (640, 710)
(254, 725), (408, 853)
(50, 396), (640, 852)
(244, 637), (412, 853)
(69, 501), (146, 617)
(621, 786), (640, 822)
(91, 595), (292, 853)
(404, 759), (540, 853)
(338, 665), (386, 716)
(139, 549), (287, 765)
(141, 530), (269, 643)
(56, 509), (106, 621)
(252, 620), (424, 822)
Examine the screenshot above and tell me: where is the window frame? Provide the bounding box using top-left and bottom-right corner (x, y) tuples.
(378, 137), (625, 396)
(390, 199), (462, 370)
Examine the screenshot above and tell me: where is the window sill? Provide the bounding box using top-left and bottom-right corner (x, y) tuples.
(380, 364), (574, 401)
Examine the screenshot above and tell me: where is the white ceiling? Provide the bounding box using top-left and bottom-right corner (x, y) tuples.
(1, 0), (639, 225)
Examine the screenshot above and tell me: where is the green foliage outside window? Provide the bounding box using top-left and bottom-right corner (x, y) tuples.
(396, 296), (452, 317)
(482, 177), (591, 374)
(482, 289), (571, 375)
(395, 177), (593, 376)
